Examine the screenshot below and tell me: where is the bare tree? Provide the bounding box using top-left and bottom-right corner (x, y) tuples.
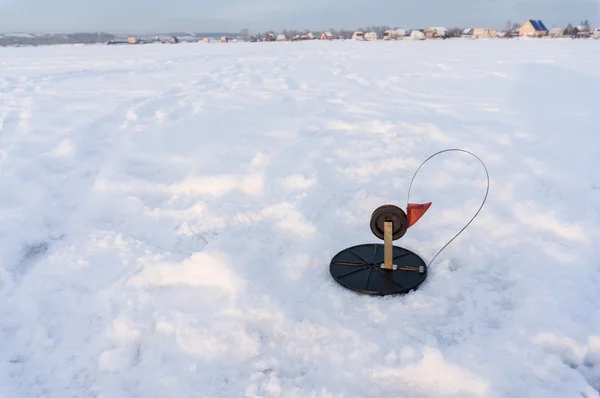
(565, 23), (574, 35)
(447, 28), (463, 38)
(582, 20), (590, 31)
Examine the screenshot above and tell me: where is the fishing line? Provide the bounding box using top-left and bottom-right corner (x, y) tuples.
(406, 149), (490, 268)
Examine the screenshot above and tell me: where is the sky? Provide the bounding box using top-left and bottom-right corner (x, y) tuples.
(0, 0), (598, 33)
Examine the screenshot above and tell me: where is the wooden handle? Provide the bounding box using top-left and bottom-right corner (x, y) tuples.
(383, 221), (393, 270)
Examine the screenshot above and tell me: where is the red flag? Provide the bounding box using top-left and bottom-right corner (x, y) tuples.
(407, 202), (432, 228)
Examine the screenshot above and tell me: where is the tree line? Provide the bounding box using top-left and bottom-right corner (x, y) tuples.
(0, 32), (116, 47)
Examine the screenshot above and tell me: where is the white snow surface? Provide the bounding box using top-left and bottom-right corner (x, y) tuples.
(1, 40), (600, 398)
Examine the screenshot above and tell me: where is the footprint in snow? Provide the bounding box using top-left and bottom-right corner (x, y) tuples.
(11, 241), (49, 283)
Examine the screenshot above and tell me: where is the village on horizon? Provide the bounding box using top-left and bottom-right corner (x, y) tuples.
(113, 19), (600, 45)
(1, 19), (599, 46)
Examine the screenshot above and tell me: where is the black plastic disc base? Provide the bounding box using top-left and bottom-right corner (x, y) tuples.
(330, 243), (427, 296)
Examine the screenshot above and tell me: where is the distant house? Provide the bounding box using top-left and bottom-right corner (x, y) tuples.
(276, 34), (286, 41)
(576, 30), (591, 38)
(425, 27), (447, 39)
(549, 27), (564, 37)
(364, 32), (377, 41)
(352, 31), (365, 40)
(383, 29), (405, 40)
(320, 32), (334, 40)
(128, 36), (139, 44)
(461, 28), (473, 38)
(265, 32), (276, 42)
(473, 28), (497, 39)
(410, 30), (425, 40)
(220, 36), (228, 43)
(519, 20), (548, 37)
(574, 26), (591, 38)
(593, 28), (600, 39)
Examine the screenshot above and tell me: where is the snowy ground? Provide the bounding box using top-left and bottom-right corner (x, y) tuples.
(1, 39), (600, 398)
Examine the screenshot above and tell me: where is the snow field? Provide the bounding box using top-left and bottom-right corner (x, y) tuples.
(1, 39), (600, 397)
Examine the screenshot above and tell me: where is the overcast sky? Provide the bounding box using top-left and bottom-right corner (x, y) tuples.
(0, 0), (598, 33)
